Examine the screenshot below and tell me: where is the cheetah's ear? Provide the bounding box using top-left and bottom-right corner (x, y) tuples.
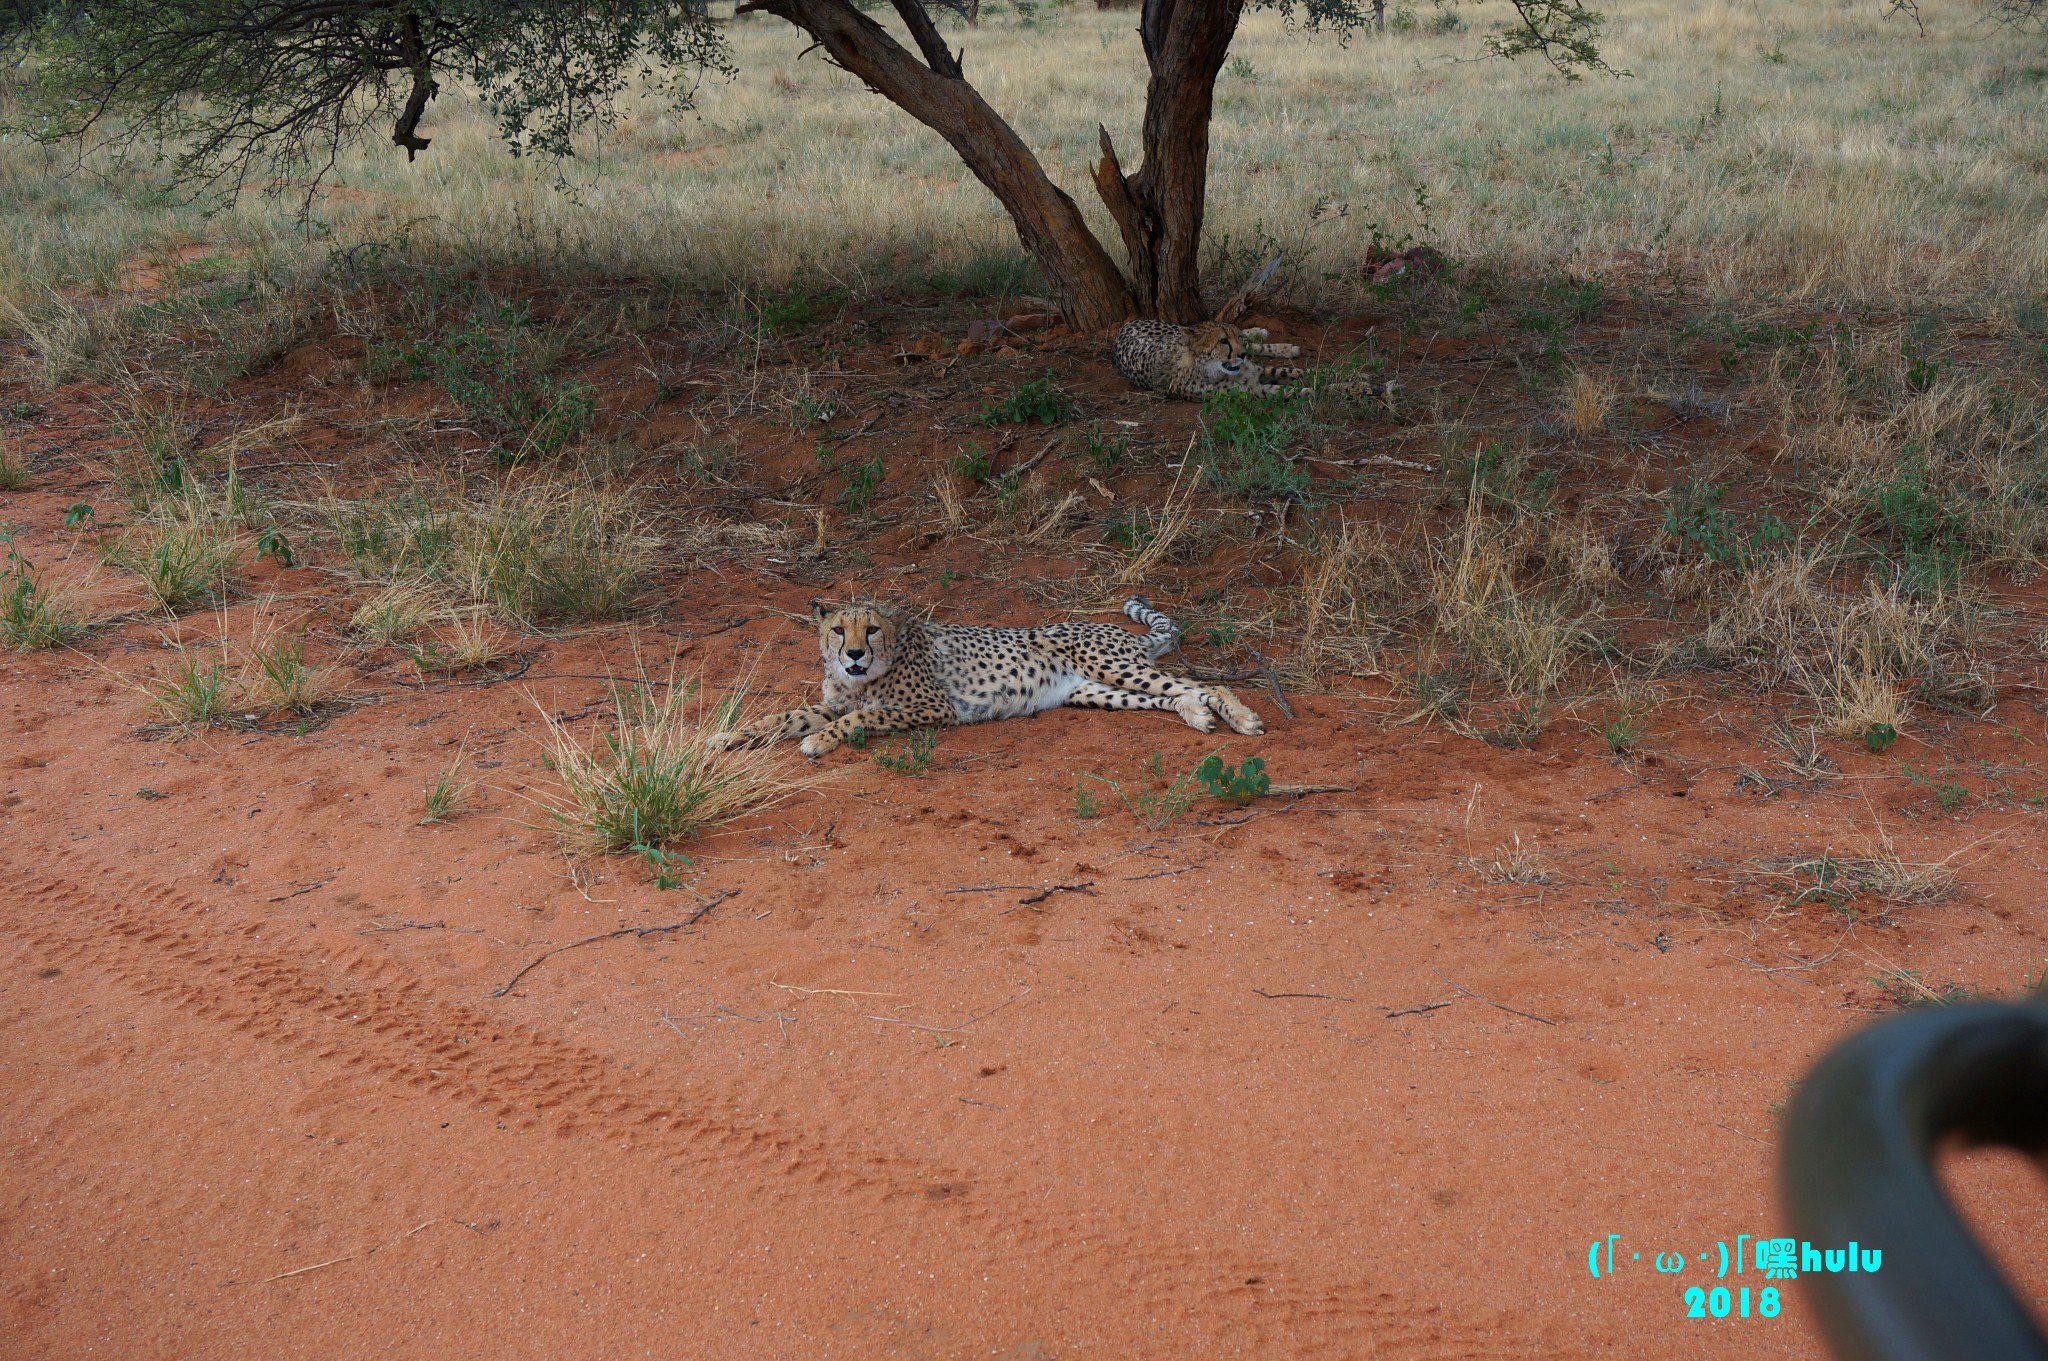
(810, 599), (830, 622)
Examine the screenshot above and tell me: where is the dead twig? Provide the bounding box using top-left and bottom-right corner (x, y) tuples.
(1249, 648), (1297, 720)
(488, 889), (740, 998)
(1252, 988), (1348, 1001)
(768, 981), (900, 997)
(864, 987), (1032, 1034)
(1383, 999), (1456, 1019)
(1018, 881), (1096, 906)
(1432, 969), (1557, 1026)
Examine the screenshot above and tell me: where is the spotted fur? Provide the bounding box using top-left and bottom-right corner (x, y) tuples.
(709, 597), (1264, 758)
(1110, 319), (1393, 403)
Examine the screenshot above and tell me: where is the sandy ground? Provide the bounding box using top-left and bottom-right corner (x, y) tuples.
(5, 306), (2048, 1358)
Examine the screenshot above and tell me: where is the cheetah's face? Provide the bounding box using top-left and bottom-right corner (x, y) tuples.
(1184, 322), (1250, 384)
(813, 602), (898, 685)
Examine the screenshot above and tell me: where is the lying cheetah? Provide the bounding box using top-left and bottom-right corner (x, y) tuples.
(1110, 318), (1394, 402)
(709, 598), (1265, 758)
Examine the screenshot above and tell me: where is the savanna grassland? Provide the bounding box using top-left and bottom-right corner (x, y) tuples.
(3, 3), (2048, 1359)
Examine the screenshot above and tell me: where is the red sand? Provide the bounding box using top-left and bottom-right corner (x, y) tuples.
(5, 311), (2047, 1358)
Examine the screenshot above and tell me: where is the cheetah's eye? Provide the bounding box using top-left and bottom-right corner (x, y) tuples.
(831, 626), (843, 636)
(865, 625), (878, 637)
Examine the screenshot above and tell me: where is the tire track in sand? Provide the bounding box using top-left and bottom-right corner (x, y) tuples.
(5, 857), (1542, 1360)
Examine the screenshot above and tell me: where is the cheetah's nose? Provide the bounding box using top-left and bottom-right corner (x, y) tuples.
(845, 648), (866, 661)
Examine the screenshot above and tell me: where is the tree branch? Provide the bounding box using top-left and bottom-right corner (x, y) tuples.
(886, 0), (962, 76)
(741, 0), (1134, 327)
(391, 8), (437, 159)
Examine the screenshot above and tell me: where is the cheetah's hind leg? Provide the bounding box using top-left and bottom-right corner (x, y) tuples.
(1247, 342), (1302, 360)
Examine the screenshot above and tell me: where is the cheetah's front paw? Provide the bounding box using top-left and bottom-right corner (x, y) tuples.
(1172, 694), (1219, 733)
(798, 732), (842, 759)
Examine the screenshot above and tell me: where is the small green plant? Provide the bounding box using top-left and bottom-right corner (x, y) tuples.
(1074, 776), (1101, 820)
(1085, 422), (1129, 470)
(254, 526), (294, 568)
(107, 512), (244, 612)
(1198, 388), (1313, 501)
(1902, 316), (1946, 393)
(840, 456), (886, 514)
(1601, 713), (1647, 756)
(1864, 722), (1899, 754)
(1, 532), (85, 650)
(980, 378), (1076, 427)
(874, 727), (940, 775)
(247, 629), (336, 714)
(1664, 482), (1787, 572)
(1225, 55), (1257, 81)
(1861, 455), (1968, 595)
(1078, 755), (1209, 831)
(791, 392), (840, 428)
(949, 446), (995, 482)
(371, 303), (595, 461)
(1105, 513), (1155, 552)
(1196, 754), (1269, 804)
(147, 649), (238, 728)
(630, 836), (694, 890)
(1936, 781), (1969, 813)
(935, 568), (959, 590)
(420, 751), (473, 824)
(64, 503), (96, 529)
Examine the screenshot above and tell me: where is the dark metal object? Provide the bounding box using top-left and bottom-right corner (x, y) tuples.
(1782, 1001), (2048, 1361)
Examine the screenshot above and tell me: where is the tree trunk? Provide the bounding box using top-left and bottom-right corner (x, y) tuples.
(739, 0), (1137, 330)
(1092, 0), (1243, 321)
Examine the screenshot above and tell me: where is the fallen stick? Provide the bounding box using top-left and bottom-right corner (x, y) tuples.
(864, 987), (1032, 1034)
(1432, 969), (1556, 1026)
(488, 889), (740, 998)
(1383, 999), (1456, 1019)
(1017, 882), (1095, 906)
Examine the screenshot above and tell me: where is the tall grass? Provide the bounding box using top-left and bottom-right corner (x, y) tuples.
(6, 0), (2048, 350)
(324, 482), (660, 626)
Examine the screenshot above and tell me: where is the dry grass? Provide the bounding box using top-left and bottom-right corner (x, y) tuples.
(104, 495), (248, 613)
(1426, 501), (1600, 700)
(325, 481), (660, 627)
(1289, 516), (1402, 680)
(1115, 462), (1203, 587)
(244, 615), (342, 715)
(1560, 370), (1617, 438)
(349, 580), (441, 644)
(530, 669), (828, 856)
(1477, 834), (1557, 886)
(0, 427), (29, 490)
(419, 608), (515, 673)
(9, 0), (2046, 382)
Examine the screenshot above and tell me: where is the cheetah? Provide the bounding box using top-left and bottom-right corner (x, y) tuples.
(1109, 318), (1394, 403)
(708, 597), (1265, 759)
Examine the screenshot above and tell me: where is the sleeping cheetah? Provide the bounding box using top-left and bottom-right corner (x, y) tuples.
(709, 597), (1265, 758)
(1110, 318), (1394, 402)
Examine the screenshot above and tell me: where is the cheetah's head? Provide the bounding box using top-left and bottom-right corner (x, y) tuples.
(1183, 322), (1251, 383)
(812, 600), (899, 685)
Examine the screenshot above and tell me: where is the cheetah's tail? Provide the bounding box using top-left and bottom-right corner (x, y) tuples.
(1123, 596), (1179, 660)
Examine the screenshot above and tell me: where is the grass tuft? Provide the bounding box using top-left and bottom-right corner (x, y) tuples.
(531, 672), (827, 857)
